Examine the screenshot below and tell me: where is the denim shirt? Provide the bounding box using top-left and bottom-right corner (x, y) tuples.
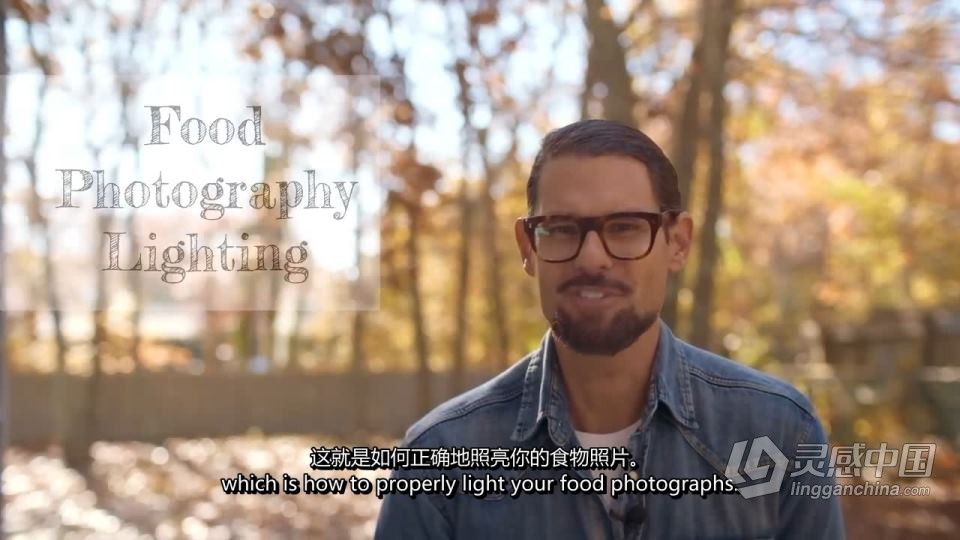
(374, 321), (845, 539)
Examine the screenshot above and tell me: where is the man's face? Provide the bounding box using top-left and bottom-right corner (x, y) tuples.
(515, 154), (692, 356)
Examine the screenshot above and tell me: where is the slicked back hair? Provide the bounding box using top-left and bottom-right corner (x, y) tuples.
(526, 119), (682, 216)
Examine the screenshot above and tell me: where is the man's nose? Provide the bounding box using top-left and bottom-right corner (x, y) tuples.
(574, 230), (613, 271)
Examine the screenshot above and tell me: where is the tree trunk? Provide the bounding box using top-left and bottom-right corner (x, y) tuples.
(406, 204), (432, 416)
(349, 106), (368, 433)
(451, 192), (472, 387)
(287, 293), (304, 372)
(76, 20), (113, 472)
(27, 94), (68, 356)
(690, 0), (736, 350)
(451, 59), (474, 394)
(202, 278), (219, 373)
(582, 0), (637, 125)
(264, 124), (294, 372)
(662, 39), (705, 330)
(124, 156), (143, 372)
(111, 3), (146, 373)
(77, 211), (112, 473)
(21, 13), (72, 458)
(0, 0), (9, 527)
(236, 283), (258, 372)
(478, 128), (512, 369)
(350, 291), (368, 431)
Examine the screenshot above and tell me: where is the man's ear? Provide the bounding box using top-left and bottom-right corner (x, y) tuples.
(514, 218), (536, 276)
(666, 211), (693, 273)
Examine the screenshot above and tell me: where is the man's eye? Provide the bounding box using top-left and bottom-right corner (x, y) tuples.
(607, 221), (643, 233)
(539, 223), (578, 236)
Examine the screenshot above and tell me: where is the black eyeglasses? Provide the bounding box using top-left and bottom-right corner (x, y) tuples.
(519, 210), (678, 263)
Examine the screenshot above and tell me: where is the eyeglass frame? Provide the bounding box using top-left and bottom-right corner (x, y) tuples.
(518, 209), (681, 263)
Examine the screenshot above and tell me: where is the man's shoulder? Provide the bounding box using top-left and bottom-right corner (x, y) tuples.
(674, 338), (827, 463)
(402, 351), (535, 447)
(677, 338), (817, 421)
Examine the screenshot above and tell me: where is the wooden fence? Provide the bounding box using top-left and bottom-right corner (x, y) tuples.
(7, 308), (959, 454)
(7, 371), (496, 448)
(818, 308), (960, 444)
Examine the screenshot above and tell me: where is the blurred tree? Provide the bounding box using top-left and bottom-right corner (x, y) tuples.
(81, 2), (117, 473)
(110, 1), (148, 373)
(348, 102), (370, 431)
(0, 0), (7, 529)
(690, 0), (737, 350)
(582, 0), (637, 124)
(447, 1), (521, 388)
(389, 147), (442, 414)
(662, 34), (705, 329)
(13, 0), (81, 465)
(449, 11), (477, 394)
(19, 0), (63, 376)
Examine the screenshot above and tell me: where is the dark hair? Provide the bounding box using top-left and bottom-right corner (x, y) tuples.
(526, 119), (681, 215)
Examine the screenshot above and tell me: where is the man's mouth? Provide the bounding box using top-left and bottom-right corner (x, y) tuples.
(565, 286), (626, 300)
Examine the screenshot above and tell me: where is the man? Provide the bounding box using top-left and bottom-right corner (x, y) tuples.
(374, 120), (844, 539)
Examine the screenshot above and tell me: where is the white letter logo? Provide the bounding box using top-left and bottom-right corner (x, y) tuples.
(725, 436), (789, 499)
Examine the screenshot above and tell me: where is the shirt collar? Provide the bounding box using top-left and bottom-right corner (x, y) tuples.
(510, 318), (699, 445)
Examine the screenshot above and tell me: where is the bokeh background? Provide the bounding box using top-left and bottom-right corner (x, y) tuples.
(1, 0), (959, 538)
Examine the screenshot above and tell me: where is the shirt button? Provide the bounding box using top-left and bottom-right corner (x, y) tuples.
(628, 470), (640, 480)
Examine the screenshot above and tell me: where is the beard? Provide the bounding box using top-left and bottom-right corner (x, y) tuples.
(550, 305), (658, 356)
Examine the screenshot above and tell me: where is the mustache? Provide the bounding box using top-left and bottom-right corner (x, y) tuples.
(559, 274), (632, 294)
